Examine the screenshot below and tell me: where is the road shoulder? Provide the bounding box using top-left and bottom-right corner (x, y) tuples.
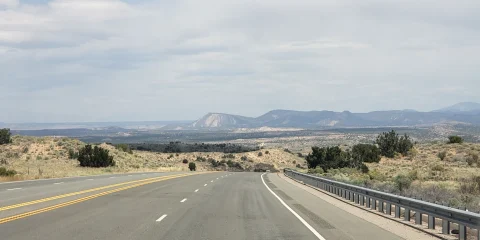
(271, 172), (442, 240)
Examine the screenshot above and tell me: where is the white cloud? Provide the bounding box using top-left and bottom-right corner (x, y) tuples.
(1, 0), (480, 122)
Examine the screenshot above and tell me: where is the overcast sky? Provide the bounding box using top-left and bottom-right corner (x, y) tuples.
(1, 0), (479, 122)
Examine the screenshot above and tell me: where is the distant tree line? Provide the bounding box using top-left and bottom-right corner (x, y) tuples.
(129, 142), (258, 153)
(306, 130), (414, 173)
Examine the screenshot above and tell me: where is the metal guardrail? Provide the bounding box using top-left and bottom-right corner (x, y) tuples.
(284, 169), (480, 240)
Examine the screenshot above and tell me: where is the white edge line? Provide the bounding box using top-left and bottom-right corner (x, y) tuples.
(86, 179), (94, 181)
(7, 188), (22, 191)
(210, 180), (213, 182)
(260, 173), (326, 240)
(54, 182), (64, 185)
(180, 198), (187, 203)
(204, 184), (207, 186)
(194, 189), (199, 192)
(156, 214), (167, 222)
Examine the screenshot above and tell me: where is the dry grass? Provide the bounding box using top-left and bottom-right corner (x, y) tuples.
(0, 136), (303, 182)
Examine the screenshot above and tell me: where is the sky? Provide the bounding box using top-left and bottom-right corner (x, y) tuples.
(1, 0), (479, 122)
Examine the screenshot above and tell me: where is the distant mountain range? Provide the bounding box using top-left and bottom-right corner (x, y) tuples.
(168, 102), (480, 129)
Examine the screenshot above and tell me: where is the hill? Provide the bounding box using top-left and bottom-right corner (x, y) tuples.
(0, 136), (302, 181)
(185, 103), (480, 129)
(433, 102), (480, 113)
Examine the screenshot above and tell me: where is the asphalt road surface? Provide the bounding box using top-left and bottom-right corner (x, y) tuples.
(0, 171), (406, 240)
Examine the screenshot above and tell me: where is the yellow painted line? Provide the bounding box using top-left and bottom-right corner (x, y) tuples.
(0, 173), (190, 212)
(0, 173), (204, 224)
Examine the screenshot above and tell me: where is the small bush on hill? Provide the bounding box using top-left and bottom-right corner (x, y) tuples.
(241, 156), (248, 161)
(196, 156), (207, 162)
(222, 154), (235, 159)
(77, 145), (115, 167)
(68, 149), (78, 159)
(0, 128), (12, 145)
(307, 167), (324, 174)
(394, 174), (412, 192)
(188, 162), (196, 171)
(258, 152), (263, 157)
(448, 136), (464, 144)
(115, 144), (133, 154)
(182, 159), (188, 164)
(437, 151), (447, 161)
(0, 167), (16, 176)
(375, 130), (413, 158)
(265, 151), (270, 154)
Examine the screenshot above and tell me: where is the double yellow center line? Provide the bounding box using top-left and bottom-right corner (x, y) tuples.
(0, 172), (204, 224)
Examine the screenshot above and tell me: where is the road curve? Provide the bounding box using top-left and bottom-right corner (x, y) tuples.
(0, 172), (406, 240)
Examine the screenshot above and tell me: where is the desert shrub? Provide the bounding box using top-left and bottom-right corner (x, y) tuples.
(0, 167), (16, 176)
(196, 156), (207, 162)
(394, 174), (412, 192)
(253, 163), (276, 172)
(307, 167), (325, 174)
(188, 162), (196, 171)
(167, 154), (174, 159)
(0, 128), (12, 145)
(437, 151), (447, 161)
(407, 169), (418, 181)
(297, 153), (304, 157)
(36, 155), (42, 160)
(258, 152), (263, 157)
(452, 155), (464, 162)
(431, 164), (445, 172)
(77, 145), (115, 167)
(376, 130), (399, 158)
(176, 153), (180, 156)
(376, 130), (413, 158)
(115, 144), (133, 154)
(22, 147), (29, 153)
(459, 177), (480, 194)
(222, 154), (235, 159)
(448, 136), (463, 144)
(68, 149), (78, 159)
(305, 146), (352, 171)
(360, 163), (369, 173)
(284, 148), (291, 153)
(296, 163), (303, 169)
(0, 159), (6, 165)
(292, 160), (296, 164)
(182, 159), (188, 164)
(265, 151), (270, 154)
(352, 144), (381, 164)
(241, 156), (248, 161)
(368, 170), (387, 181)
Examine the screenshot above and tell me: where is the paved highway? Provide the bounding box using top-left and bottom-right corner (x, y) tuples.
(0, 171), (409, 239)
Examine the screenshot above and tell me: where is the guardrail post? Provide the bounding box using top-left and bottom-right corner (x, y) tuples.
(395, 205), (400, 218)
(404, 208), (411, 221)
(359, 195), (364, 206)
(459, 224), (466, 240)
(355, 193), (359, 204)
(366, 197), (371, 208)
(415, 212), (422, 225)
(442, 219), (450, 234)
(428, 216), (435, 229)
(386, 203), (392, 215)
(378, 201), (384, 213)
(371, 198), (377, 210)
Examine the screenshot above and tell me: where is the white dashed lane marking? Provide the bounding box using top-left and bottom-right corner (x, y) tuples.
(180, 198), (187, 203)
(156, 214), (167, 222)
